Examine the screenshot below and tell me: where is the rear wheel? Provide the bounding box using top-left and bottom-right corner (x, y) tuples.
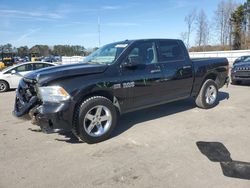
(0, 80), (9, 92)
(73, 96), (118, 144)
(195, 79), (218, 109)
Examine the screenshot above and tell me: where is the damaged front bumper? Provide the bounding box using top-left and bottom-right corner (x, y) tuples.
(13, 79), (74, 133)
(28, 102), (73, 132)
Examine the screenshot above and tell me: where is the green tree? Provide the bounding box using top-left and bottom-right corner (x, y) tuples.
(17, 46), (29, 57)
(29, 45), (51, 57)
(52, 45), (85, 56)
(231, 5), (245, 50)
(0, 44), (13, 53)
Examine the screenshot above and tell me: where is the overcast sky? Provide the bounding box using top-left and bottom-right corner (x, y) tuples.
(0, 0), (246, 48)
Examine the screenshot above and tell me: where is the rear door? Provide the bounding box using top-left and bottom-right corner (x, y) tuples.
(156, 40), (193, 100)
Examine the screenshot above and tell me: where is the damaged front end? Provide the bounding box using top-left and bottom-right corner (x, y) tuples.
(14, 78), (39, 117)
(13, 78), (73, 133)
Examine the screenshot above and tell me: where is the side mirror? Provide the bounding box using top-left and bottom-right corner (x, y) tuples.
(11, 69), (23, 78)
(11, 70), (16, 75)
(123, 57), (141, 69)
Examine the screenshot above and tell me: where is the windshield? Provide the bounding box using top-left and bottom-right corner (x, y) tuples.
(1, 66), (14, 72)
(83, 42), (129, 65)
(243, 57), (250, 62)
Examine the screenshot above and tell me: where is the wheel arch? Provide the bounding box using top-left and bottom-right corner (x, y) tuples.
(203, 73), (218, 83)
(74, 90), (121, 115)
(193, 72), (219, 97)
(0, 79), (10, 89)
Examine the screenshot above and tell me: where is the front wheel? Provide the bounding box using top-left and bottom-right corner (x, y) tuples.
(195, 79), (218, 109)
(73, 96), (118, 144)
(0, 80), (9, 93)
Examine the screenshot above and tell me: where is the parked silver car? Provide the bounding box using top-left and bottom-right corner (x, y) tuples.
(0, 62), (55, 92)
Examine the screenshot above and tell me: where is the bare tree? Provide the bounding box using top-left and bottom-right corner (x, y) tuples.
(196, 10), (209, 50)
(184, 9), (196, 48)
(180, 32), (188, 47)
(214, 0), (237, 46)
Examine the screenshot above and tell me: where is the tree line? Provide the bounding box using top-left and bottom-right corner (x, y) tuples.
(0, 44), (91, 57)
(182, 0), (250, 51)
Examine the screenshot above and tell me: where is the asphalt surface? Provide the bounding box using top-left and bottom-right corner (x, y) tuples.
(0, 83), (250, 188)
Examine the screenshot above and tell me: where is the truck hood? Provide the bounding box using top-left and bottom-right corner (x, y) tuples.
(24, 63), (109, 85)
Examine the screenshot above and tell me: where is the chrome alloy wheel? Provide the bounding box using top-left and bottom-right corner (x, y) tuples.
(0, 82), (6, 92)
(83, 105), (112, 137)
(205, 85), (217, 105)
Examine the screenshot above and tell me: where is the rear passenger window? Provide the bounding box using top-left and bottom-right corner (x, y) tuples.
(158, 41), (184, 62)
(33, 63), (53, 70)
(43, 64), (53, 68)
(33, 63), (44, 70)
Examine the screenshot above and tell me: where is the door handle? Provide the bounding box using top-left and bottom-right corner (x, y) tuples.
(150, 69), (161, 74)
(183, 65), (192, 69)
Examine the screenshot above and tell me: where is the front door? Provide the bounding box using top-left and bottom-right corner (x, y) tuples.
(10, 64), (33, 88)
(119, 41), (164, 111)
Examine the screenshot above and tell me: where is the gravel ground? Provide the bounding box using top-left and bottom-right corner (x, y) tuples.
(0, 83), (250, 188)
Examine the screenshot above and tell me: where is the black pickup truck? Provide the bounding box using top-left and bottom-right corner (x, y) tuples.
(14, 39), (229, 143)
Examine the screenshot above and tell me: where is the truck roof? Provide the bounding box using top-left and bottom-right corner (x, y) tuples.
(117, 38), (182, 44)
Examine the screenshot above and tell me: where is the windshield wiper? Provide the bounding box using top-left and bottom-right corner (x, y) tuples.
(87, 61), (103, 65)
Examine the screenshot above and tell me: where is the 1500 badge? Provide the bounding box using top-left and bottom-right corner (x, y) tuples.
(113, 82), (135, 89)
(123, 82), (135, 88)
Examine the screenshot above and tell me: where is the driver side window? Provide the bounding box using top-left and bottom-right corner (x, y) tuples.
(127, 42), (157, 65)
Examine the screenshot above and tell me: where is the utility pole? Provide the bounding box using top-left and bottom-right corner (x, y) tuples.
(229, 18), (232, 50)
(98, 16), (101, 47)
(247, 2), (250, 49)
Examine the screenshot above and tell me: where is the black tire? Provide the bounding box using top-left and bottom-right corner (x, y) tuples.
(231, 80), (241, 85)
(0, 80), (9, 93)
(73, 96), (118, 144)
(195, 79), (218, 109)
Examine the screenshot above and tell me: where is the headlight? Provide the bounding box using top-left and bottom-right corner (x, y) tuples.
(38, 86), (70, 102)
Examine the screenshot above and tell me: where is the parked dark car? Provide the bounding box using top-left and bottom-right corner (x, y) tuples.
(231, 61), (250, 85)
(13, 39), (229, 143)
(234, 56), (250, 65)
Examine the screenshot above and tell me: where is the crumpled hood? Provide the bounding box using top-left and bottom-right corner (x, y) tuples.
(24, 63), (109, 85)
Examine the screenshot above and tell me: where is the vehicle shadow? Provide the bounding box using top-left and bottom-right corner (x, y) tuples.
(0, 89), (16, 94)
(196, 141), (250, 180)
(111, 91), (229, 139)
(52, 91), (229, 144)
(55, 131), (83, 144)
(231, 80), (250, 86)
(8, 89), (16, 92)
(28, 127), (84, 144)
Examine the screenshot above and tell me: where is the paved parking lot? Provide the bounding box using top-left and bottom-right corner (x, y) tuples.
(0, 84), (250, 188)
